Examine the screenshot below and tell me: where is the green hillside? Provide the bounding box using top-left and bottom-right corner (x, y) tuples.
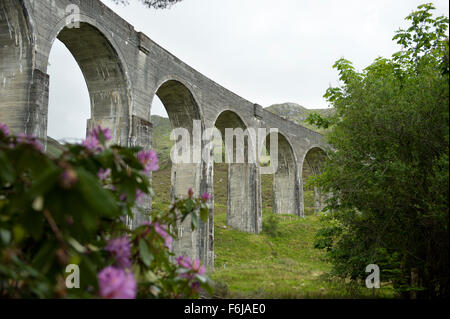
(151, 163), (393, 298)
(151, 115), (174, 168)
(265, 103), (333, 134)
(149, 112), (392, 298)
(46, 137), (66, 157)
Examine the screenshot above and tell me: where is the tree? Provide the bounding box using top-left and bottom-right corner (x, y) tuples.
(112, 0), (183, 9)
(308, 3), (449, 298)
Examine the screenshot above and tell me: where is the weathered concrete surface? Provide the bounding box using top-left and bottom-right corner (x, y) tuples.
(227, 163), (261, 233)
(302, 147), (328, 213)
(272, 133), (299, 216)
(0, 0), (328, 268)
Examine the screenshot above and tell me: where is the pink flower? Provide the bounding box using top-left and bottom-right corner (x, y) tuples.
(153, 222), (173, 249)
(92, 126), (112, 142)
(0, 123), (10, 136)
(137, 149), (159, 173)
(176, 256), (205, 276)
(188, 188), (194, 198)
(104, 236), (132, 269)
(176, 256), (193, 269)
(81, 126), (112, 152)
(98, 266), (136, 299)
(82, 135), (101, 152)
(60, 167), (78, 189)
(201, 192), (211, 203)
(97, 168), (111, 181)
(176, 255), (206, 293)
(136, 189), (145, 204)
(17, 133), (43, 152)
(192, 258), (206, 276)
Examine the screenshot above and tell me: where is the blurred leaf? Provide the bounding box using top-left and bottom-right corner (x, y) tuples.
(0, 151), (14, 183)
(31, 241), (56, 274)
(200, 206), (209, 222)
(29, 166), (60, 197)
(76, 168), (119, 218)
(139, 238), (153, 267)
(0, 228), (11, 244)
(191, 213), (198, 231)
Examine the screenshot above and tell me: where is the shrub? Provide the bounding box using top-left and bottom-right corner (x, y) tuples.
(263, 214), (281, 237)
(0, 123), (212, 298)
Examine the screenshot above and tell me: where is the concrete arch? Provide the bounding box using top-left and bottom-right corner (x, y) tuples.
(212, 109), (261, 234)
(42, 13), (131, 81)
(151, 75), (205, 123)
(264, 131), (300, 216)
(154, 79), (203, 132)
(213, 109), (254, 163)
(152, 78), (207, 263)
(302, 145), (327, 175)
(44, 21), (131, 145)
(265, 130), (299, 164)
(301, 145), (328, 214)
(212, 108), (251, 130)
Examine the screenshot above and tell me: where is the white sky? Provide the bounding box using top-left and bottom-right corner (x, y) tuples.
(47, 0), (449, 140)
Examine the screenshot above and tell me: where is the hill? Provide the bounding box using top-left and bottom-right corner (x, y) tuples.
(46, 136), (66, 157)
(265, 103), (333, 134)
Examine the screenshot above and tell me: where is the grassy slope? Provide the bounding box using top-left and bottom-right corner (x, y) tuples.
(148, 113), (393, 298)
(152, 164), (394, 298)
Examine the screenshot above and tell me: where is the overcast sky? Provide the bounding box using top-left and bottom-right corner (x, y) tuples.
(47, 0), (449, 140)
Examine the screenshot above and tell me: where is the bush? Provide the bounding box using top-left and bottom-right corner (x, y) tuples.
(0, 123), (212, 299)
(263, 214), (281, 237)
(308, 4), (449, 298)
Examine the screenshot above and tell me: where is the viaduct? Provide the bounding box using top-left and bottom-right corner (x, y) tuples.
(0, 0), (328, 267)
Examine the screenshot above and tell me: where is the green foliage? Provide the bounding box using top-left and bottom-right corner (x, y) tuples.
(309, 3), (449, 298)
(151, 115), (174, 168)
(149, 153), (393, 298)
(262, 213), (281, 237)
(112, 0), (183, 9)
(211, 211), (394, 298)
(0, 128), (211, 299)
(305, 112), (333, 130)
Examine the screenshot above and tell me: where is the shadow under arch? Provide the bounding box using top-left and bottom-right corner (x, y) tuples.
(301, 146), (327, 214)
(212, 109), (261, 234)
(262, 131), (300, 216)
(155, 79), (202, 133)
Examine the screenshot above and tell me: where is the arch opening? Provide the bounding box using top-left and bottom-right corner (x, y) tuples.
(150, 80), (206, 262)
(47, 39), (90, 143)
(47, 22), (130, 145)
(302, 147), (327, 215)
(213, 110), (261, 234)
(261, 133), (299, 216)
